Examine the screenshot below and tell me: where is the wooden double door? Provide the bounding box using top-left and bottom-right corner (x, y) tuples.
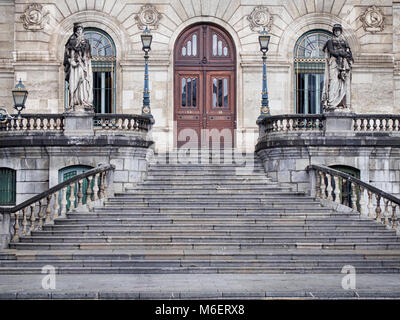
(174, 24), (236, 148)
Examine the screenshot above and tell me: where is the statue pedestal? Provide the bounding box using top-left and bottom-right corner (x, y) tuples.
(324, 111), (355, 134)
(64, 111), (94, 136)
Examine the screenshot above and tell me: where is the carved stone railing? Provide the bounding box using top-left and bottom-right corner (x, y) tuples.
(0, 114), (65, 132)
(0, 164), (115, 243)
(307, 165), (400, 233)
(353, 114), (400, 132)
(94, 114), (153, 132)
(258, 114), (324, 134)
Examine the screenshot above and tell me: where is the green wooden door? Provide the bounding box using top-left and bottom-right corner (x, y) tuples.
(58, 165), (93, 210)
(0, 168), (16, 205)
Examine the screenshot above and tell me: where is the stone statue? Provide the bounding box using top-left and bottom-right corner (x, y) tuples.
(63, 22), (93, 112)
(321, 24), (354, 112)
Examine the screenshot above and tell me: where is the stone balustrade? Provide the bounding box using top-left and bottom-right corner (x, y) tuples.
(0, 164), (115, 243)
(353, 114), (400, 132)
(94, 114), (153, 132)
(0, 114), (65, 132)
(258, 114), (324, 134)
(307, 165), (400, 233)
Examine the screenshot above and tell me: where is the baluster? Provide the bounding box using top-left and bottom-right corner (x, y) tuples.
(45, 194), (52, 224)
(70, 182), (76, 210)
(127, 118), (132, 130)
(373, 119), (378, 132)
(326, 174), (333, 201)
(392, 203), (399, 231)
(367, 190), (374, 218)
(22, 207), (28, 236)
(375, 194), (382, 223)
(60, 187), (68, 218)
(379, 119), (384, 132)
(39, 117), (45, 130)
(46, 117), (51, 130)
(12, 212), (20, 242)
(351, 183), (358, 212)
(315, 170), (322, 198)
(359, 186), (367, 216)
(26, 117), (31, 130)
(53, 191), (60, 220)
(383, 198), (390, 227)
(333, 175), (341, 204)
(360, 118), (365, 131)
(37, 199), (45, 230)
(102, 171), (108, 198)
(92, 173), (100, 201)
(77, 180), (83, 206)
(385, 118), (390, 131)
(29, 203), (36, 233)
(99, 172), (106, 199)
(86, 176), (93, 205)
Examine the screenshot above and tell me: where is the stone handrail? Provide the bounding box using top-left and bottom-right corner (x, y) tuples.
(307, 164), (400, 233)
(0, 164), (115, 243)
(94, 114), (153, 132)
(0, 114), (65, 132)
(258, 114), (324, 134)
(353, 114), (400, 132)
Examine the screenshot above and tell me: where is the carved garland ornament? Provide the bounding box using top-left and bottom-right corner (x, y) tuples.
(247, 6), (273, 33)
(20, 3), (49, 31)
(359, 6), (385, 33)
(134, 4), (162, 30)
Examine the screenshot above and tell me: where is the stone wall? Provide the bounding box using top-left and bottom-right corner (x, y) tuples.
(0, 143), (153, 205)
(0, 1), (397, 151)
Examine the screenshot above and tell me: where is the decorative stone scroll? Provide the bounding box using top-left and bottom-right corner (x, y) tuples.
(359, 6), (385, 34)
(134, 4), (162, 30)
(20, 3), (49, 31)
(247, 6), (273, 33)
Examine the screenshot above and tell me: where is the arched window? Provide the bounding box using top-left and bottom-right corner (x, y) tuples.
(294, 30), (331, 114)
(0, 168), (16, 206)
(65, 28), (116, 114)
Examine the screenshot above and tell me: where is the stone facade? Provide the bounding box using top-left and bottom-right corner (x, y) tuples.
(0, 0), (398, 151)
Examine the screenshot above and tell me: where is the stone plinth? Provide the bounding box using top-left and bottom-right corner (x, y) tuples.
(324, 111), (356, 134)
(63, 112), (94, 136)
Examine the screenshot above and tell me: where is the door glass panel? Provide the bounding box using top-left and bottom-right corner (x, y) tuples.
(192, 35), (197, 56)
(181, 78), (186, 107)
(187, 78), (192, 106)
(218, 41), (222, 56)
(187, 40), (192, 56)
(213, 35), (217, 56)
(218, 78), (223, 107)
(212, 78), (217, 107)
(192, 78), (197, 107)
(223, 78), (228, 107)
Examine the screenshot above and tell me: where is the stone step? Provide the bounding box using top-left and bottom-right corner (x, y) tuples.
(92, 208), (333, 214)
(44, 223), (388, 231)
(101, 203), (324, 209)
(1, 265), (399, 275)
(138, 182), (280, 186)
(1, 259), (400, 268)
(117, 191), (303, 196)
(106, 198), (317, 204)
(9, 242), (400, 250)
(31, 230), (395, 237)
(18, 235), (400, 244)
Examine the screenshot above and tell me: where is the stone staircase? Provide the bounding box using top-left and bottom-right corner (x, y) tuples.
(1, 150), (400, 274)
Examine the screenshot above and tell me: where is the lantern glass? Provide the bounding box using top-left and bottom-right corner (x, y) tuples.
(141, 27), (152, 52)
(12, 80), (28, 110)
(259, 34), (270, 53)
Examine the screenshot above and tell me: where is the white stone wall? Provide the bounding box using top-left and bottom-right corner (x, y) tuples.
(0, 0), (398, 151)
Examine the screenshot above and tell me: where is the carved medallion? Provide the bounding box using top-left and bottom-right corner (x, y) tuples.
(134, 4), (162, 30)
(247, 6), (273, 32)
(359, 6), (385, 33)
(20, 3), (49, 31)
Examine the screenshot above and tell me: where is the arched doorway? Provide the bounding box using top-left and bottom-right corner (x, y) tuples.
(174, 23), (236, 148)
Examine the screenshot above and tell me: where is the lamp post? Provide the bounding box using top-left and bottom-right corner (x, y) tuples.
(141, 26), (153, 120)
(257, 28), (271, 121)
(12, 79), (28, 118)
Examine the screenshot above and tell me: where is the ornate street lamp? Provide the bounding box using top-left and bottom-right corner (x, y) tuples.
(257, 28), (271, 120)
(12, 79), (28, 118)
(141, 26), (153, 119)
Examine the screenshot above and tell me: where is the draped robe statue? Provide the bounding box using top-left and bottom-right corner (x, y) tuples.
(321, 24), (353, 112)
(63, 23), (94, 112)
